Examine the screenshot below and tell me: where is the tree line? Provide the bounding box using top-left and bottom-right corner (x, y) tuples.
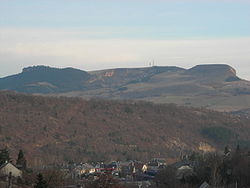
(156, 145), (250, 188)
(0, 148), (26, 170)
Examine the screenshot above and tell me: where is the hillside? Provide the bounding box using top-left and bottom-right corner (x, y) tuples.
(1, 64), (250, 112)
(0, 92), (249, 167)
(0, 66), (91, 93)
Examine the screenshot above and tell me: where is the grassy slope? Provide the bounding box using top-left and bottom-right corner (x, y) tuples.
(59, 68), (250, 112)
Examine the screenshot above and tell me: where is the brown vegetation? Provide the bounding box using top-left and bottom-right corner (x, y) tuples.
(0, 91), (250, 167)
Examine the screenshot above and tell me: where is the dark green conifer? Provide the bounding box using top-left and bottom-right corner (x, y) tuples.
(34, 173), (48, 188)
(0, 147), (10, 165)
(16, 149), (27, 170)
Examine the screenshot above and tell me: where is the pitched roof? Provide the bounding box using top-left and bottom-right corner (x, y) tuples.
(0, 162), (8, 169)
(199, 181), (210, 188)
(0, 162), (20, 171)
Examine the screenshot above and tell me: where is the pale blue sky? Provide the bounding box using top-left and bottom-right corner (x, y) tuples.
(1, 0), (250, 39)
(0, 0), (250, 79)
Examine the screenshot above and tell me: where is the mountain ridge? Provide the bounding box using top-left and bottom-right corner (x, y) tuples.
(1, 64), (250, 113)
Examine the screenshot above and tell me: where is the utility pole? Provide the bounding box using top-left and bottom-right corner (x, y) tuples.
(7, 172), (12, 188)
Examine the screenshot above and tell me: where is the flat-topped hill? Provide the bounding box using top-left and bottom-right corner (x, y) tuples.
(1, 64), (250, 112)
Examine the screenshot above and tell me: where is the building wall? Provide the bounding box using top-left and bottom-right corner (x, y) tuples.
(0, 163), (22, 178)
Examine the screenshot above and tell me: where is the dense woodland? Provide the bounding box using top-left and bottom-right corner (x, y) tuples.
(0, 91), (250, 167)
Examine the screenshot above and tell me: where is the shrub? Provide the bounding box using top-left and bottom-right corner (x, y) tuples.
(201, 127), (234, 143)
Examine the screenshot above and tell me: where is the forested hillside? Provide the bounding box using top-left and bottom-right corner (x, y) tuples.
(0, 91), (249, 167)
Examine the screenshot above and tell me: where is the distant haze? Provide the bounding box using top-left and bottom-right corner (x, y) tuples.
(1, 0), (250, 79)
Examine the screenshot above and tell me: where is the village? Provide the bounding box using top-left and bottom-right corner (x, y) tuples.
(59, 158), (167, 187)
(0, 147), (205, 188)
(1, 155), (170, 188)
(1, 145), (250, 188)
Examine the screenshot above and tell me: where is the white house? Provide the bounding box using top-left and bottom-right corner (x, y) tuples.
(0, 162), (22, 178)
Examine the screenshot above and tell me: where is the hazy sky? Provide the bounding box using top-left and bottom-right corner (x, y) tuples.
(1, 0), (250, 79)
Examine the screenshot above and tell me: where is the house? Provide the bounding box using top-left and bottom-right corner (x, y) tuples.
(129, 161), (147, 174)
(199, 181), (210, 188)
(170, 160), (195, 181)
(176, 165), (194, 180)
(141, 164), (147, 173)
(79, 163), (95, 174)
(94, 163), (106, 173)
(150, 158), (167, 166)
(72, 163), (95, 178)
(145, 158), (167, 173)
(0, 162), (22, 178)
(119, 161), (133, 177)
(170, 160), (197, 169)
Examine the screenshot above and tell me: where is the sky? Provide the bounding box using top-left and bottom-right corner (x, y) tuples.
(0, 0), (250, 79)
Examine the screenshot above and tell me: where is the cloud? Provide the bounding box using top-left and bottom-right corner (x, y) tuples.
(1, 28), (250, 80)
